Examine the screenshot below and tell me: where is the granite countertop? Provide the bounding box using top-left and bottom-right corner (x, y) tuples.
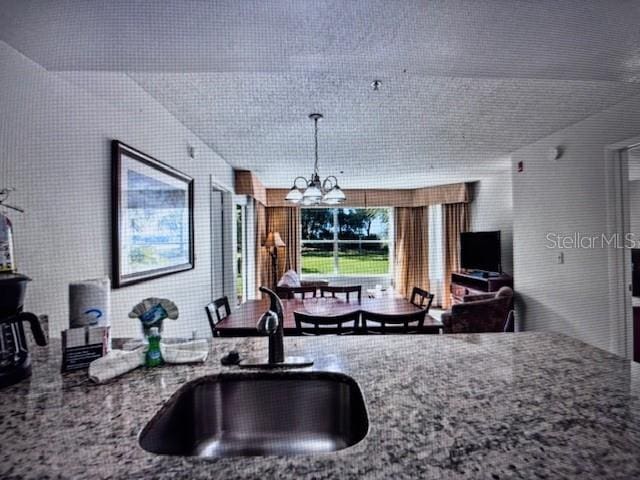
(2, 332), (640, 479)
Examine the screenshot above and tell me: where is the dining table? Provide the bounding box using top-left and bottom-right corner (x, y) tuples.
(214, 295), (443, 336)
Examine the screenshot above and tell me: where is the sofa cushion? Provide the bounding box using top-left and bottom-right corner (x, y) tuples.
(277, 270), (301, 288)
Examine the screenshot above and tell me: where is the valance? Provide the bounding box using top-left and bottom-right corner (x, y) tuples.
(265, 183), (470, 207)
(236, 168), (470, 208)
(235, 170), (267, 205)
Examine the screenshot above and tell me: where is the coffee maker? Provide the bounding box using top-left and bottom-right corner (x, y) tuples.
(0, 273), (47, 388)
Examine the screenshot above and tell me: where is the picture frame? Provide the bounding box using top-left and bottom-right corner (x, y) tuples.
(112, 140), (194, 288)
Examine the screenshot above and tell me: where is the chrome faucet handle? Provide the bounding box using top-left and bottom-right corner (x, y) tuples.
(257, 310), (279, 335)
(259, 286), (284, 322)
(239, 286), (314, 369)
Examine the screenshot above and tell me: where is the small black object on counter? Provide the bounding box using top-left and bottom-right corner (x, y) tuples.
(220, 350), (240, 366)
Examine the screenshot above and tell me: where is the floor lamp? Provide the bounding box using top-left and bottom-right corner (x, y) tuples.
(264, 232), (286, 290)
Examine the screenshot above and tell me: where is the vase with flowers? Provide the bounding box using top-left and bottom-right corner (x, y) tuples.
(128, 297), (179, 341)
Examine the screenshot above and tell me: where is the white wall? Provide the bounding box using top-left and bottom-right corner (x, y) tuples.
(469, 173), (514, 274)
(511, 91), (640, 353)
(0, 41), (234, 339)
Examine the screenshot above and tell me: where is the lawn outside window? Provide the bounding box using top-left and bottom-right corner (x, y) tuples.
(301, 208), (393, 277)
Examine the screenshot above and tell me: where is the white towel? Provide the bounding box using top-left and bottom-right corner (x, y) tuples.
(89, 349), (144, 384)
(88, 340), (209, 383)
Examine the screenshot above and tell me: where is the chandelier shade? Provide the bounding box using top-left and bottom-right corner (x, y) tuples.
(285, 114), (346, 206)
(322, 182), (346, 203)
(302, 184), (322, 200)
(285, 186), (303, 203)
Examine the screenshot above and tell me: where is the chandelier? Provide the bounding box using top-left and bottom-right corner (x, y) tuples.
(285, 113), (346, 206)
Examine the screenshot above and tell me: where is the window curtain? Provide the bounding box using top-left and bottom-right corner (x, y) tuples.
(428, 205), (445, 307)
(442, 203), (470, 309)
(266, 207), (301, 285)
(393, 207), (429, 299)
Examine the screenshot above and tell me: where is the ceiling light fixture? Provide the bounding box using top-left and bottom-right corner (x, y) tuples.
(285, 113), (346, 206)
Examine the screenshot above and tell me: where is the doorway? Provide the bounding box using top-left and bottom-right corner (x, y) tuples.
(626, 146), (640, 361)
(605, 138), (640, 361)
(210, 187), (225, 301)
(210, 181), (235, 303)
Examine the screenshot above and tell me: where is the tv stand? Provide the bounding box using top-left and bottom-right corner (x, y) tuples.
(450, 272), (513, 305)
(466, 270), (502, 279)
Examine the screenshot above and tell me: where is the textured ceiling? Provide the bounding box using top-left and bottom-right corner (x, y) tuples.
(122, 73), (639, 188)
(4, 1), (640, 187)
(3, 0), (640, 81)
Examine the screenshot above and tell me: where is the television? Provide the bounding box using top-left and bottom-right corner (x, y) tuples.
(460, 231), (502, 274)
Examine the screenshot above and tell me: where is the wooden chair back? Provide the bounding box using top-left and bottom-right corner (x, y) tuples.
(294, 311), (360, 335)
(319, 285), (362, 302)
(205, 296), (230, 336)
(410, 287), (435, 312)
(362, 309), (427, 334)
(276, 285), (318, 299)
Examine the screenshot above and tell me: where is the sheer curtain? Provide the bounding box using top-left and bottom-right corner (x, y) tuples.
(428, 205), (445, 307)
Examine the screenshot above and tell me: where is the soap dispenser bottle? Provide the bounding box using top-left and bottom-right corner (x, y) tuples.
(145, 327), (163, 367)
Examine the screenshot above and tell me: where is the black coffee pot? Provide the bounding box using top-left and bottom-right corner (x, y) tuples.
(0, 273), (47, 388)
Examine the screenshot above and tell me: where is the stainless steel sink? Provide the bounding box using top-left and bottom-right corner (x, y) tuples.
(138, 371), (369, 458)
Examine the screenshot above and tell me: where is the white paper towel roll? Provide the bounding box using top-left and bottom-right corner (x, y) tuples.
(69, 278), (111, 329)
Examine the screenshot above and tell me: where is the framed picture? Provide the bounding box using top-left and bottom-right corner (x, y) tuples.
(112, 141), (194, 288)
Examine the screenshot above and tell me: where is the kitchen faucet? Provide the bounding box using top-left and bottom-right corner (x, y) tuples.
(237, 286), (313, 368)
(256, 286), (285, 364)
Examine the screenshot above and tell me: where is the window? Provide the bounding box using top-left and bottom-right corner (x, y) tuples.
(234, 202), (248, 304)
(428, 204), (444, 306)
(301, 208), (392, 276)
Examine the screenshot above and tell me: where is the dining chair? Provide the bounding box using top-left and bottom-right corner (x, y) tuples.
(294, 311), (361, 335)
(276, 285), (318, 299)
(410, 287), (435, 312)
(361, 309), (427, 334)
(205, 296), (230, 336)
(320, 285), (362, 302)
